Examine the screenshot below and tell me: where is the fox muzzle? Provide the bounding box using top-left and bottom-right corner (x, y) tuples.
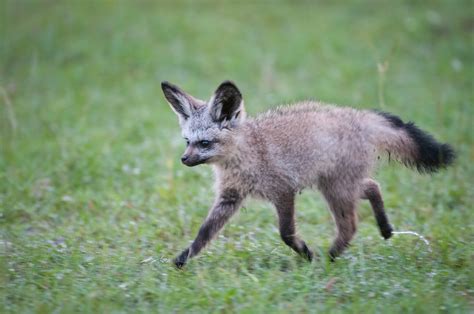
(181, 154), (208, 167)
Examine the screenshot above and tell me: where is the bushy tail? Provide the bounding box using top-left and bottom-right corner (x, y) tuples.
(374, 111), (456, 173)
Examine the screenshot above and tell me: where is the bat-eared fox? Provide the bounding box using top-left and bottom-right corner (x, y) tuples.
(161, 80), (455, 268)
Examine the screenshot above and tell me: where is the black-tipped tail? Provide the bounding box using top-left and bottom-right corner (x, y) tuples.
(376, 111), (456, 173)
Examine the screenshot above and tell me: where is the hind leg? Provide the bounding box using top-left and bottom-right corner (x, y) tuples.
(361, 179), (393, 239)
(273, 192), (313, 261)
(321, 188), (358, 261)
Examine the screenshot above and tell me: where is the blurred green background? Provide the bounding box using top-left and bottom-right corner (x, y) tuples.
(1, 1), (473, 313)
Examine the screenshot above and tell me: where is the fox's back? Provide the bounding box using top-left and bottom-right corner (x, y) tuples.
(245, 102), (379, 189)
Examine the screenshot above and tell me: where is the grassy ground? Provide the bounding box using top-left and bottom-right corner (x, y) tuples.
(1, 1), (473, 313)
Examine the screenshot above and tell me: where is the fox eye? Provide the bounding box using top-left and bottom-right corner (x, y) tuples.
(185, 139), (190, 146)
(199, 140), (211, 148)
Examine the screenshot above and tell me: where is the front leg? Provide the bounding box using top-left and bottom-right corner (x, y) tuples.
(174, 188), (243, 268)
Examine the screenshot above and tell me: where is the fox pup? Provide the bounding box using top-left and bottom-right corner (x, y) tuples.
(161, 80), (455, 268)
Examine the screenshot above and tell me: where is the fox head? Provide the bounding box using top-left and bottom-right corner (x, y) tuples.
(161, 80), (246, 167)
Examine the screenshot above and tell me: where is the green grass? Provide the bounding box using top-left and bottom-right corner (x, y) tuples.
(1, 0), (473, 313)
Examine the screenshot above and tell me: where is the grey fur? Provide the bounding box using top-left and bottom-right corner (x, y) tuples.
(161, 81), (454, 268)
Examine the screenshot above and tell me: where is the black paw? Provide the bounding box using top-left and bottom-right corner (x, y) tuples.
(380, 223), (393, 240)
(173, 248), (190, 269)
(328, 243), (348, 262)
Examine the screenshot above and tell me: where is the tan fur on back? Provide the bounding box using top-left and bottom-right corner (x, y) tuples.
(214, 101), (414, 202)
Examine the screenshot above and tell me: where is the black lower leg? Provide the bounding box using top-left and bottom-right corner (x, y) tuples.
(373, 208), (393, 239)
(173, 188), (242, 269)
(363, 181), (393, 239)
(275, 193), (313, 262)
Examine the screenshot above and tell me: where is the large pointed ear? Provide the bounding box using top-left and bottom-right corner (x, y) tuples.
(161, 81), (201, 120)
(208, 81), (245, 127)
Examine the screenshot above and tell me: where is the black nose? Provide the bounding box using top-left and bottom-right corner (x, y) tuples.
(181, 155), (189, 163)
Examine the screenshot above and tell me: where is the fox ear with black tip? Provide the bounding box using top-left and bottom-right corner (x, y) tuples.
(161, 81), (204, 121)
(208, 80), (246, 128)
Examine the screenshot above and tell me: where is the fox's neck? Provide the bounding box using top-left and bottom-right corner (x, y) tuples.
(215, 123), (262, 172)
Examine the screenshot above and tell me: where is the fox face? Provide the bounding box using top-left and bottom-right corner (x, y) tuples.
(161, 81), (246, 167)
